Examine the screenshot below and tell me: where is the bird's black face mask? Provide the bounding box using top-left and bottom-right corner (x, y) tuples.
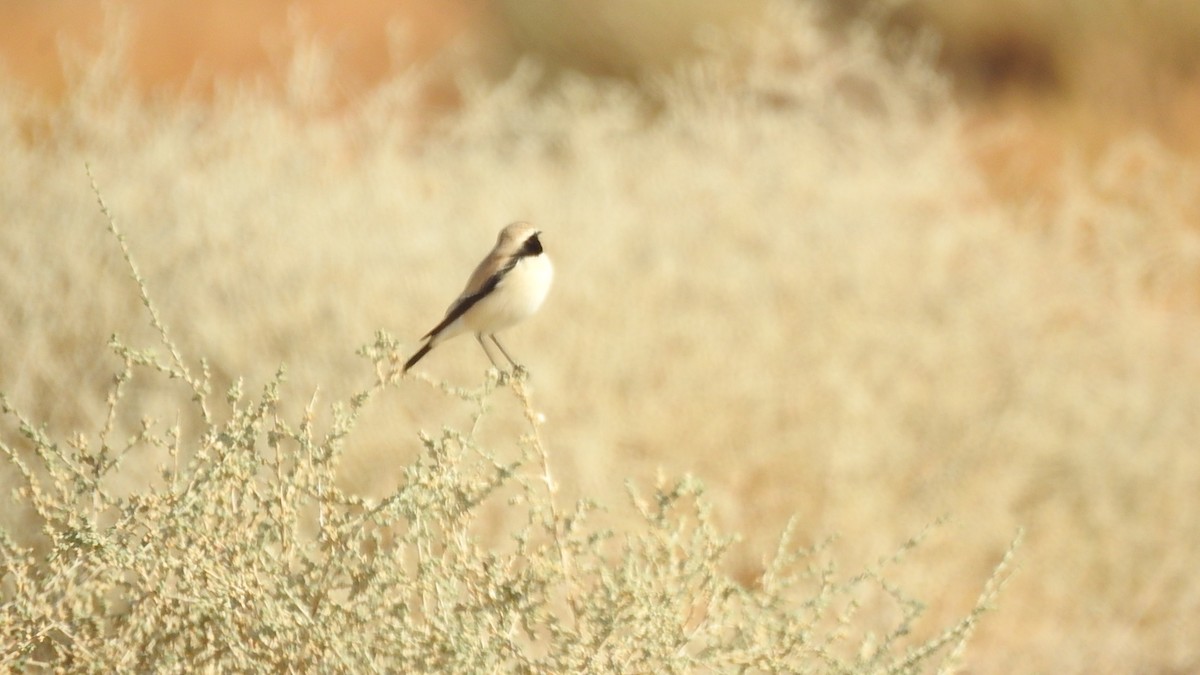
(521, 233), (544, 257)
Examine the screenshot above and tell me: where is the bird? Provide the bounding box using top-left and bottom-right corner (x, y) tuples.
(403, 221), (553, 374)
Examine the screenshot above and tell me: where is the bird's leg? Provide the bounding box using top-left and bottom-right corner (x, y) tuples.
(475, 333), (504, 371)
(490, 335), (526, 377)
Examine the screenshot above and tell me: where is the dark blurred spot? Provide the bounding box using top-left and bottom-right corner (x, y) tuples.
(960, 31), (1061, 94)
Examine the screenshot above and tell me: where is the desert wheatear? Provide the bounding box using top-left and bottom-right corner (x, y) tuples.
(404, 221), (553, 373)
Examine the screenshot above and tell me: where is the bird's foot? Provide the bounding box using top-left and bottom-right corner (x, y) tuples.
(486, 364), (528, 386)
(484, 366), (508, 386)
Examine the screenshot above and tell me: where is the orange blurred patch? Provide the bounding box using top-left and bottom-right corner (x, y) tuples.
(0, 0), (484, 101)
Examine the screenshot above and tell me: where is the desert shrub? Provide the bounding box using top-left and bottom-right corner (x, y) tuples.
(0, 180), (1017, 673)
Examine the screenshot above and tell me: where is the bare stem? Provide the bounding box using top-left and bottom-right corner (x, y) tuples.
(85, 163), (211, 425)
(510, 374), (574, 586)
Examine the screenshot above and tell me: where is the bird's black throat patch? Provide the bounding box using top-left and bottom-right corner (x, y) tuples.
(521, 233), (543, 257)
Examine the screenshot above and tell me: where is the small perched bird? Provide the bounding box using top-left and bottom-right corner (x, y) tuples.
(404, 221), (553, 373)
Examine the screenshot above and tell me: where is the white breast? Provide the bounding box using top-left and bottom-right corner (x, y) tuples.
(463, 254), (553, 335)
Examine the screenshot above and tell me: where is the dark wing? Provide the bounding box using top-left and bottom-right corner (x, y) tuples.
(421, 256), (519, 340)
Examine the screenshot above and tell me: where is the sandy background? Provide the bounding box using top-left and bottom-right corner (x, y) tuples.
(2, 1), (1199, 672)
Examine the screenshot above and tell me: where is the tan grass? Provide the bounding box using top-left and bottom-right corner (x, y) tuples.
(2, 1), (1200, 671)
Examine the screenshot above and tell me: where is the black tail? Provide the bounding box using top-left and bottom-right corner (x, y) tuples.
(403, 342), (433, 373)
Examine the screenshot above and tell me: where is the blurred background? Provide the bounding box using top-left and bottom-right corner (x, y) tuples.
(6, 1), (1200, 151)
(2, 1), (1199, 672)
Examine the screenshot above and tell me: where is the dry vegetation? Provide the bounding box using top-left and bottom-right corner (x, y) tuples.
(2, 0), (1200, 672)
